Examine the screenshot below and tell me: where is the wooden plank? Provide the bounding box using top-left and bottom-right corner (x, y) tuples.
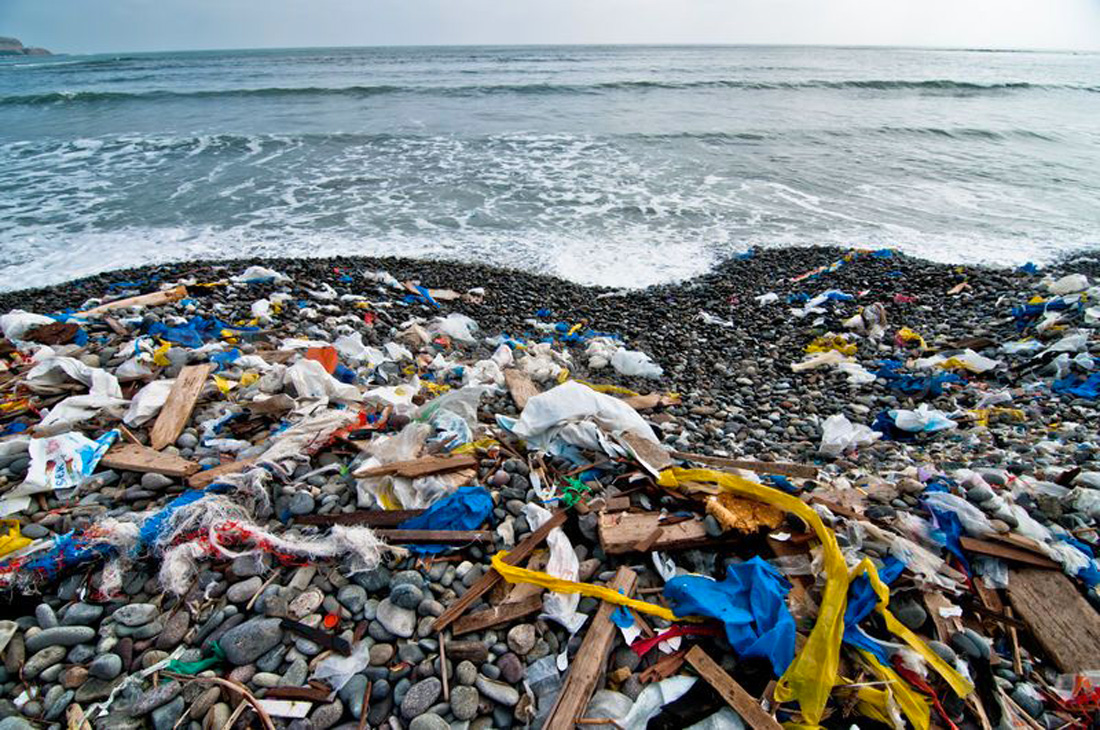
(633, 527), (663, 553)
(149, 363), (213, 451)
(503, 369), (540, 410)
(544, 567), (638, 730)
(1007, 568), (1100, 673)
(452, 594), (544, 636)
(670, 450), (817, 479)
(263, 686), (334, 703)
(618, 432), (672, 474)
(296, 509), (426, 527)
(923, 593), (961, 644)
(598, 512), (709, 555)
(374, 530), (494, 545)
(353, 453), (477, 479)
(621, 393), (680, 411)
(432, 509), (567, 632)
(76, 285), (188, 317)
(959, 536), (1060, 570)
(685, 646), (783, 730)
(280, 618), (351, 656)
(187, 458), (255, 488)
(100, 442), (199, 478)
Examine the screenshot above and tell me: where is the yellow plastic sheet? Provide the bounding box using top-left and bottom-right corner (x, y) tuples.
(213, 375), (236, 396)
(848, 559), (973, 699)
(153, 339), (171, 367)
(490, 551), (678, 622)
(452, 438), (498, 455)
(0, 520), (31, 558)
(895, 327), (928, 351)
(240, 372), (260, 388)
(656, 467), (849, 725)
(805, 335), (857, 357)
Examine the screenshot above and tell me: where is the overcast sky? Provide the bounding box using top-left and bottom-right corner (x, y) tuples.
(4, 0), (1099, 54)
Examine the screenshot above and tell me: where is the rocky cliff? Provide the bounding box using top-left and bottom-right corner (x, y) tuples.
(0, 36), (52, 56)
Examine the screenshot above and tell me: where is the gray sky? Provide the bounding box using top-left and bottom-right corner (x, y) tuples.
(4, 0), (1099, 54)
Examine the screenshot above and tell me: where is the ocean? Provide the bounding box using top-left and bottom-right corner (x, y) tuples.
(1, 44), (1098, 291)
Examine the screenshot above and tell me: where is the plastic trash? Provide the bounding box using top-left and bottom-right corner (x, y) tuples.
(398, 486), (493, 554)
(819, 413), (881, 456)
(610, 347), (663, 379)
(664, 556), (796, 675)
(525, 503), (585, 633)
(892, 404), (958, 433)
(285, 359), (361, 403)
(1047, 273), (1090, 295)
(428, 313), (479, 345)
(232, 266), (289, 284)
(755, 292), (779, 305)
(312, 639), (370, 692)
(511, 381), (660, 450)
(915, 350), (1001, 374)
(0, 310), (55, 342)
(25, 430), (119, 492)
(518, 342), (571, 382)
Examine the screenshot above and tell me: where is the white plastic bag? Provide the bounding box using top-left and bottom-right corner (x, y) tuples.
(25, 430), (118, 492)
(0, 310), (55, 343)
(923, 491), (995, 536)
(285, 359), (361, 403)
(232, 266), (289, 284)
(610, 348), (663, 379)
(428, 313), (479, 345)
(893, 404), (957, 433)
(525, 504), (585, 633)
(512, 381), (658, 450)
(123, 379), (176, 427)
(312, 640), (370, 692)
(755, 292), (779, 305)
(518, 342), (570, 383)
(1047, 273), (1089, 295)
(818, 413), (880, 456)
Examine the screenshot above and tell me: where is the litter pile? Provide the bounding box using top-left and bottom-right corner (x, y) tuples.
(0, 248), (1096, 730)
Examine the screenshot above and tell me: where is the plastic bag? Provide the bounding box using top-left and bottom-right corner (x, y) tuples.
(312, 639), (370, 692)
(1047, 273), (1089, 295)
(428, 313), (479, 345)
(619, 677), (698, 730)
(232, 265), (289, 284)
(39, 392), (129, 430)
(123, 379), (176, 427)
(518, 342), (571, 382)
(915, 350), (1000, 374)
(611, 348), (663, 379)
(26, 355), (123, 399)
(585, 336), (620, 370)
(285, 359), (361, 403)
(1046, 331), (1089, 354)
(24, 430), (119, 492)
(893, 405), (957, 433)
(511, 381), (659, 450)
(922, 491), (995, 536)
(0, 310), (55, 342)
(525, 504), (585, 633)
(362, 377), (420, 409)
(756, 292), (779, 305)
(818, 413), (881, 456)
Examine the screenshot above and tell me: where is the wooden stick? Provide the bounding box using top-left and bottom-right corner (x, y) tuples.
(543, 567), (638, 730)
(1006, 607), (1024, 676)
(439, 630), (450, 702)
(452, 595), (543, 636)
(374, 529), (494, 545)
(296, 509), (426, 527)
(76, 285), (188, 317)
(432, 509), (566, 632)
(219, 700), (248, 730)
(150, 363), (213, 451)
(684, 646), (783, 730)
(163, 674), (274, 730)
(100, 442), (200, 477)
(187, 458), (256, 489)
(245, 569), (282, 613)
(670, 450), (817, 479)
(357, 680), (372, 730)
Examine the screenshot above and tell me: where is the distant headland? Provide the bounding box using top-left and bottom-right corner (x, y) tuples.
(0, 36), (52, 56)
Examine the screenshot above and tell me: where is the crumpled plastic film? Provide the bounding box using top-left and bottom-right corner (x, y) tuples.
(656, 467), (848, 725)
(856, 650), (932, 730)
(848, 558), (974, 699)
(489, 551), (678, 622)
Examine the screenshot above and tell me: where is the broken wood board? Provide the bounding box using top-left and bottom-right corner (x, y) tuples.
(100, 443), (199, 478)
(76, 285), (188, 317)
(544, 567), (637, 730)
(670, 450), (817, 479)
(618, 432), (672, 475)
(503, 369), (540, 410)
(685, 646), (783, 730)
(433, 509), (567, 632)
(187, 458), (255, 489)
(296, 509), (426, 527)
(1007, 568), (1100, 673)
(959, 536), (1060, 570)
(353, 453), (477, 479)
(621, 392), (681, 411)
(923, 593), (962, 644)
(374, 529), (494, 545)
(149, 363), (213, 451)
(254, 699), (311, 719)
(452, 594), (544, 636)
(598, 511), (710, 555)
(706, 493), (784, 534)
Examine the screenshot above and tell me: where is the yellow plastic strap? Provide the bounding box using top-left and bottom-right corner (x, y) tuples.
(656, 468), (848, 725)
(213, 375), (235, 395)
(574, 380), (640, 397)
(805, 335), (857, 357)
(896, 327), (928, 350)
(852, 686), (896, 728)
(848, 559), (973, 698)
(857, 650), (931, 730)
(452, 438), (498, 455)
(0, 521), (31, 558)
(556, 368), (570, 384)
(490, 551), (678, 622)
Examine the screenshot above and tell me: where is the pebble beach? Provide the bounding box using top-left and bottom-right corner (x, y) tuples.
(0, 245), (1097, 730)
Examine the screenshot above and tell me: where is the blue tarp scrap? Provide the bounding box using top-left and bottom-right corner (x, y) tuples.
(1018, 262), (1040, 274)
(663, 556), (796, 676)
(1053, 373), (1100, 399)
(871, 411), (917, 442)
(1012, 299), (1073, 330)
(403, 285), (441, 309)
(874, 360), (964, 398)
(762, 475), (799, 494)
(398, 486), (495, 554)
(843, 556), (906, 661)
(871, 249), (895, 258)
(927, 506), (970, 572)
(210, 348), (241, 373)
(787, 293), (809, 304)
(145, 316), (259, 349)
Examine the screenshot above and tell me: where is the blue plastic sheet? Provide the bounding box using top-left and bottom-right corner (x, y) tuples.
(210, 348), (241, 373)
(146, 316), (258, 349)
(1018, 262), (1040, 274)
(871, 411), (917, 442)
(875, 361), (963, 398)
(1053, 373), (1100, 399)
(843, 556), (906, 661)
(927, 506), (970, 572)
(664, 556), (796, 676)
(763, 475), (799, 494)
(398, 486), (494, 554)
(1012, 299), (1072, 330)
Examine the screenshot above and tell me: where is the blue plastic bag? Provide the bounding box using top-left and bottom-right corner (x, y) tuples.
(399, 486), (494, 554)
